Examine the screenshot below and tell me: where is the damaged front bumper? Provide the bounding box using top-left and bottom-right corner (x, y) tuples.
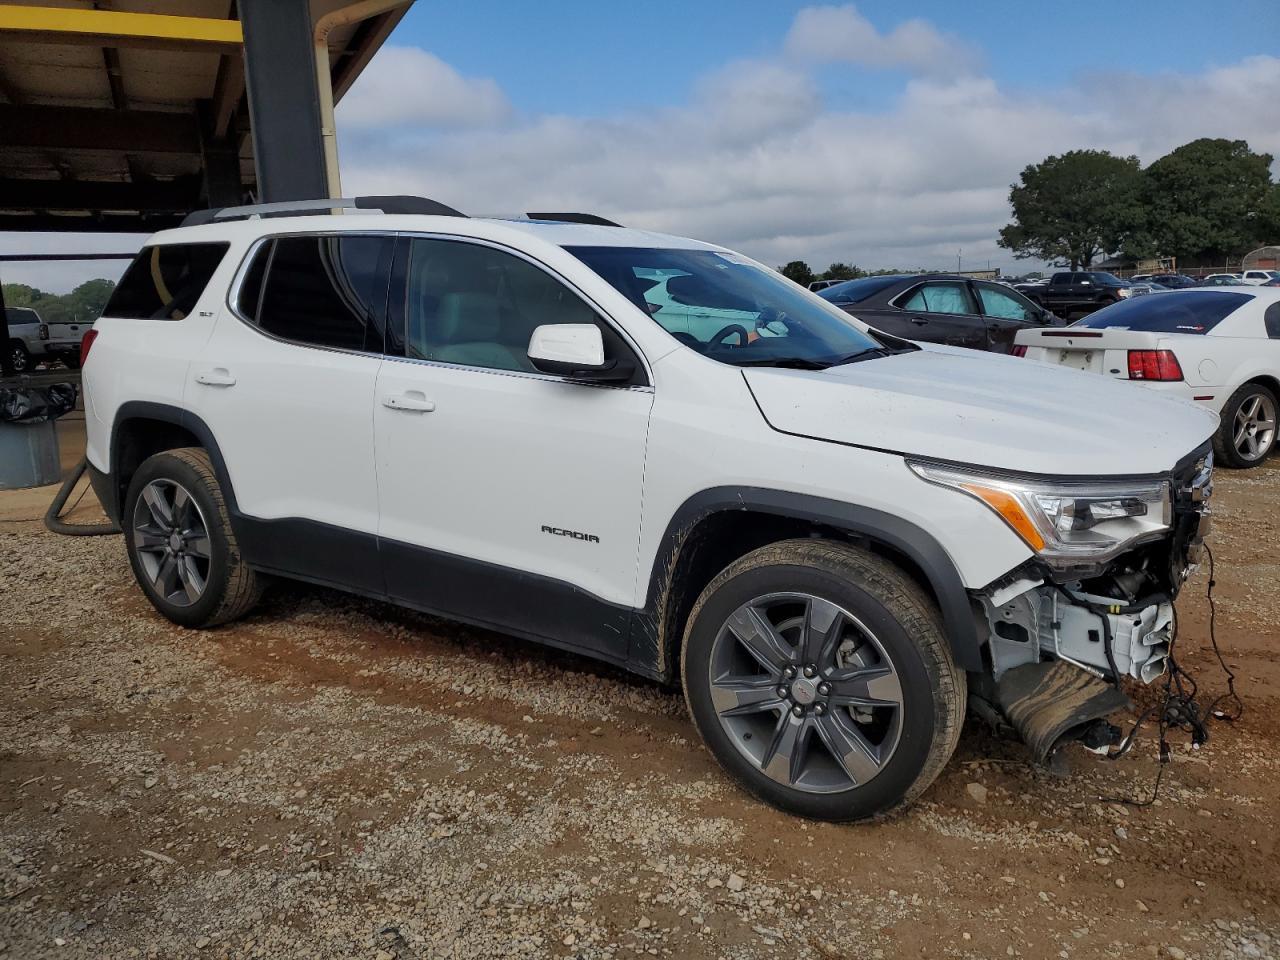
(980, 579), (1175, 684)
(971, 449), (1213, 762)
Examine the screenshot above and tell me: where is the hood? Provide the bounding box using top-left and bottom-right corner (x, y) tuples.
(744, 345), (1218, 476)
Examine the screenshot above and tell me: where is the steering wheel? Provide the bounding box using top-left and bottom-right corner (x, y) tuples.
(710, 323), (750, 347)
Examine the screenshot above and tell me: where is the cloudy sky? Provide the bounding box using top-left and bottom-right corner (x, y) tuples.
(4, 0), (1278, 292)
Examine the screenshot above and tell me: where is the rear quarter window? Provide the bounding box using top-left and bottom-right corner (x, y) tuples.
(1074, 291), (1251, 334)
(101, 242), (229, 320)
(5, 307), (40, 325)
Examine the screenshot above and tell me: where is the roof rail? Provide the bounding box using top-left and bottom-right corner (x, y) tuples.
(180, 195), (466, 228)
(526, 212), (623, 227)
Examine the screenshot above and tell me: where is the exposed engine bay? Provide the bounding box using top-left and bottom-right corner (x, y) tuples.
(972, 452), (1214, 763)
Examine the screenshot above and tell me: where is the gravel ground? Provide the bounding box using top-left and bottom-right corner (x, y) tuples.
(2, 458), (1278, 960)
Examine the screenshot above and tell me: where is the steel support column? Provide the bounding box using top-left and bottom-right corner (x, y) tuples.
(238, 0), (327, 202)
(0, 282), (11, 378)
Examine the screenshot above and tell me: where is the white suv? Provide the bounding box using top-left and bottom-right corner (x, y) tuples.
(82, 197), (1216, 821)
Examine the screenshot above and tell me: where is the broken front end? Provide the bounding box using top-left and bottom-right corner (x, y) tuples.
(918, 449), (1214, 763)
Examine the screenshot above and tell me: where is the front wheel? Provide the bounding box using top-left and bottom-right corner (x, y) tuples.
(1215, 382), (1278, 468)
(681, 540), (965, 821)
(124, 447), (262, 627)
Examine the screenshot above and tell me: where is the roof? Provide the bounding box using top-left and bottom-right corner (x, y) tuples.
(0, 0), (408, 232)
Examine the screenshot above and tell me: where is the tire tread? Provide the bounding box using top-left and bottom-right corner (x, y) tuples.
(680, 538), (966, 821)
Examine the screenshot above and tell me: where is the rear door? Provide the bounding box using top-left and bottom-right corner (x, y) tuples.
(185, 232), (394, 592)
(886, 280), (987, 350)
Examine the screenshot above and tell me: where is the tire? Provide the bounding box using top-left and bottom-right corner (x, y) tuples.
(681, 539), (966, 822)
(1214, 382), (1278, 469)
(123, 447), (262, 628)
(8, 340), (30, 373)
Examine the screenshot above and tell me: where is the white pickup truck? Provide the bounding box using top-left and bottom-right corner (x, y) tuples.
(4, 305), (85, 372)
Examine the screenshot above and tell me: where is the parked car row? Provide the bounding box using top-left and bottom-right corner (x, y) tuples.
(4, 305), (90, 373)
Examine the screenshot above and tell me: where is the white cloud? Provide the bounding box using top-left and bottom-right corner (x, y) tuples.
(783, 4), (981, 78)
(337, 44), (1280, 276)
(335, 46), (510, 129)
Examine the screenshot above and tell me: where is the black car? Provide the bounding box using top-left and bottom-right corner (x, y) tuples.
(1014, 271), (1131, 318)
(816, 274), (1060, 353)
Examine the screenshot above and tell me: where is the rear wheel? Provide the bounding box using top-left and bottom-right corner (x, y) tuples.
(124, 447), (262, 627)
(681, 539), (965, 821)
(1215, 383), (1277, 469)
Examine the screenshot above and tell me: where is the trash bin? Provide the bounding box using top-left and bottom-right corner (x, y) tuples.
(0, 382), (76, 489)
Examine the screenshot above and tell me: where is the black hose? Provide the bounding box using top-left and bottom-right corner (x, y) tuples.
(43, 456), (120, 536)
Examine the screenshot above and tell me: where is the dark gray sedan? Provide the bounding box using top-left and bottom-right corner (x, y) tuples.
(816, 274), (1062, 354)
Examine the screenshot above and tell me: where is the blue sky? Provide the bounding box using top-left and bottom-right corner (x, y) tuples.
(396, 0), (1279, 116)
(4, 1), (1278, 291)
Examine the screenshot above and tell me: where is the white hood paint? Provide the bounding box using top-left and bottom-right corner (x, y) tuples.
(744, 345), (1218, 476)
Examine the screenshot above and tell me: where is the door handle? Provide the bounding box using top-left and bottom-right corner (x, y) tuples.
(195, 368), (236, 387)
(909, 316), (930, 325)
(381, 392), (435, 413)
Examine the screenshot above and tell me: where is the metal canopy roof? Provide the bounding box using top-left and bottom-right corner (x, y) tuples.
(0, 1), (408, 232)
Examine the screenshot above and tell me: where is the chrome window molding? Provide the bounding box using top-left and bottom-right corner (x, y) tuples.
(887, 279), (978, 317)
(223, 228), (655, 389)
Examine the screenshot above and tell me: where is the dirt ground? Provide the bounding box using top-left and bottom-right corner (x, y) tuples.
(2, 418), (1278, 960)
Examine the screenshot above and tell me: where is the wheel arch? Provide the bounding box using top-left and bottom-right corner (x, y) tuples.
(639, 487), (983, 682)
(105, 401), (240, 526)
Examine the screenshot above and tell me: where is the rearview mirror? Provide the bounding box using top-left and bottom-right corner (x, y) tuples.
(528, 324), (633, 383)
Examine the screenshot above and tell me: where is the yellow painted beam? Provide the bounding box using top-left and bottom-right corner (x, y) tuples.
(0, 5), (242, 52)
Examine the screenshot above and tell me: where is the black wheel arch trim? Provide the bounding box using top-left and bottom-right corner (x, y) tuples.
(643, 486), (984, 674)
(105, 401), (243, 527)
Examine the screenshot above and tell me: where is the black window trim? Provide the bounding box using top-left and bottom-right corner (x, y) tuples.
(384, 231), (653, 390)
(888, 279), (979, 317)
(226, 229), (654, 389)
(226, 230), (398, 360)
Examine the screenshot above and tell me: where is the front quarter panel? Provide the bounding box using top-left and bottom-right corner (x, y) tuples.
(636, 348), (1034, 601)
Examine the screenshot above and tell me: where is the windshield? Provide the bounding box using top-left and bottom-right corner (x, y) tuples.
(816, 275), (905, 304)
(566, 246), (897, 368)
(1074, 291), (1249, 334)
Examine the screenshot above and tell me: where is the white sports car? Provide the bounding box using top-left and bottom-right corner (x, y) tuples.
(1015, 287), (1280, 468)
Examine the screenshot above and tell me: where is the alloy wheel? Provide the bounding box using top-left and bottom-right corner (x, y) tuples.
(707, 592), (903, 794)
(1233, 392), (1277, 461)
(9, 346), (28, 372)
(131, 479), (212, 607)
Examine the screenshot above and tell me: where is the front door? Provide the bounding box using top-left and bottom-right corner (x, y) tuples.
(973, 281), (1042, 353)
(373, 236), (654, 662)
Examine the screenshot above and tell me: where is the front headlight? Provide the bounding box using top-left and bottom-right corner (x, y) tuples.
(909, 461), (1170, 566)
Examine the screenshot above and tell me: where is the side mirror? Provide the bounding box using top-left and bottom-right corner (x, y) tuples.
(528, 324), (634, 383)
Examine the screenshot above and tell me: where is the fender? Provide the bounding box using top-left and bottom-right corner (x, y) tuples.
(105, 400), (243, 521)
(642, 487), (984, 674)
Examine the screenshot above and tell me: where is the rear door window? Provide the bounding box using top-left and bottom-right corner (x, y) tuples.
(1075, 291), (1250, 334)
(101, 242), (229, 320)
(898, 281), (977, 315)
(242, 235), (394, 353)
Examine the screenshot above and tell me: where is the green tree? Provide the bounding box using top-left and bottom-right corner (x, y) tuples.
(778, 260), (816, 286)
(2, 279), (115, 324)
(1144, 138), (1276, 261)
(998, 149), (1147, 269)
(821, 262), (863, 281)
